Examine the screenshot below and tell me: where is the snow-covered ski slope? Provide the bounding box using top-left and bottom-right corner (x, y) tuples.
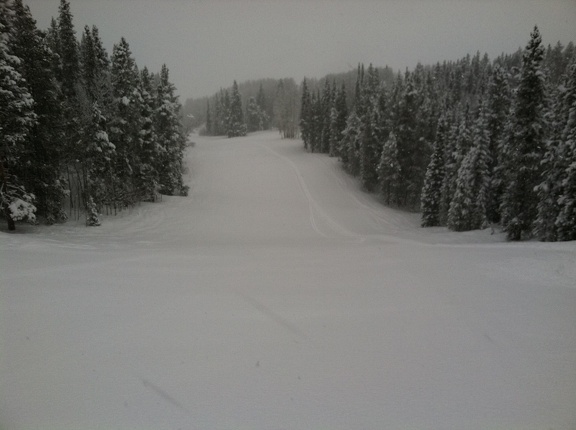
(1, 131), (575, 430)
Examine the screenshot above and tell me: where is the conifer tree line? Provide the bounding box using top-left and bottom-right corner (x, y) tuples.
(0, 0), (187, 230)
(203, 80), (249, 137)
(299, 27), (576, 241)
(196, 78), (300, 139)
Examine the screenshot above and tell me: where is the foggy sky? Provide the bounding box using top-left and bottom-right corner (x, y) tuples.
(23, 0), (576, 101)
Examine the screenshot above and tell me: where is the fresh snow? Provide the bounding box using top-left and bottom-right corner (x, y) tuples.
(7, 197), (36, 222)
(1, 131), (575, 430)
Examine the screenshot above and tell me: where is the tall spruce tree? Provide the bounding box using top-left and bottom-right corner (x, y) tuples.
(274, 79), (298, 139)
(421, 116), (448, 226)
(309, 90), (322, 153)
(554, 60), (576, 241)
(299, 78), (312, 151)
(485, 65), (511, 223)
(256, 83), (269, 129)
(84, 102), (115, 225)
(447, 105), (492, 231)
(109, 37), (141, 205)
(227, 80), (247, 137)
(360, 97), (384, 191)
(333, 83), (349, 158)
(246, 95), (267, 133)
(155, 64), (186, 195)
(358, 64), (383, 191)
(136, 67), (160, 201)
(0, 0), (38, 230)
(440, 107), (471, 223)
(80, 25), (98, 102)
(319, 80), (333, 153)
(205, 100), (212, 135)
(89, 25), (113, 118)
(245, 97), (259, 133)
(501, 26), (548, 240)
(12, 0), (66, 223)
(394, 72), (422, 206)
(341, 110), (362, 175)
(377, 132), (401, 206)
(533, 62), (573, 241)
(56, 0), (79, 99)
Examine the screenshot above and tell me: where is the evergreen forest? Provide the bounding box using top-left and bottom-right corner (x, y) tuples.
(3, 2), (575, 243)
(298, 27), (576, 241)
(0, 0), (187, 230)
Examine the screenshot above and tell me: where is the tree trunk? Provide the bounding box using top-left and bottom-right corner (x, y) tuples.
(3, 205), (16, 230)
(0, 158), (16, 231)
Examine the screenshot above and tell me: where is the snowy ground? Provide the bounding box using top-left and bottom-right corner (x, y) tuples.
(1, 131), (575, 430)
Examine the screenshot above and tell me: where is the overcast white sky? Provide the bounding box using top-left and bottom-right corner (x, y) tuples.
(24, 0), (576, 101)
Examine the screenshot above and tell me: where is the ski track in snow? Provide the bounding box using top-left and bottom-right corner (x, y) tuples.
(258, 142), (365, 244)
(1, 131), (575, 430)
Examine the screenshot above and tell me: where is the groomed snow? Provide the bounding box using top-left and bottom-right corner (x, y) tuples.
(1, 131), (575, 430)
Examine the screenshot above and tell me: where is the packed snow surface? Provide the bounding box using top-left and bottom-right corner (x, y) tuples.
(1, 131), (575, 430)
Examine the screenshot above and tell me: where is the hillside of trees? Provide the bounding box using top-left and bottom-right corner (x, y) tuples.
(299, 27), (576, 242)
(182, 78), (279, 133)
(1, 0), (187, 230)
(181, 67), (396, 138)
(182, 78), (292, 138)
(3, 4), (574, 243)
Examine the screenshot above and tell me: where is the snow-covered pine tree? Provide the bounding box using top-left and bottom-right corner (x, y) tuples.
(555, 60), (576, 241)
(85, 195), (99, 226)
(447, 105), (492, 231)
(0, 0), (38, 230)
(358, 64), (383, 191)
(245, 97), (258, 133)
(545, 41), (571, 87)
(11, 0), (66, 224)
(354, 63), (364, 108)
(318, 80), (332, 153)
(91, 26), (109, 72)
(394, 72), (421, 206)
(485, 65), (511, 223)
(84, 102), (115, 225)
(212, 90), (224, 136)
(417, 69), (440, 151)
(440, 107), (470, 224)
(377, 132), (401, 206)
(205, 100), (212, 135)
(333, 83), (348, 158)
(222, 89), (231, 135)
(89, 25), (113, 119)
(455, 105), (473, 166)
(135, 67), (159, 202)
(533, 61), (573, 241)
(299, 78), (312, 151)
(447, 147), (478, 231)
(246, 96), (266, 133)
(54, 0), (84, 217)
(155, 64), (186, 195)
(360, 96), (384, 191)
(109, 37), (141, 206)
(227, 80), (247, 137)
(80, 25), (98, 102)
(44, 17), (61, 81)
(256, 83), (269, 130)
(328, 106), (339, 157)
(501, 26), (548, 240)
(274, 79), (295, 139)
(309, 90), (323, 153)
(421, 116), (447, 226)
(56, 0), (79, 99)
(341, 110), (362, 176)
